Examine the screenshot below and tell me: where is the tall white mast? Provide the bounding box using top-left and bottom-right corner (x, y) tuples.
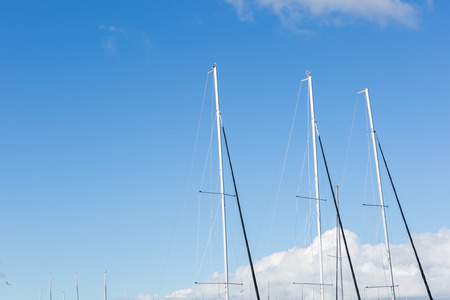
(302, 73), (324, 300)
(359, 88), (396, 300)
(104, 271), (108, 300)
(211, 64), (229, 300)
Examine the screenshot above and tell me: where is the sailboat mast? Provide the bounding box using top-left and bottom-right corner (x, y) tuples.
(49, 273), (52, 300)
(104, 271), (108, 300)
(305, 74), (324, 300)
(75, 273), (80, 300)
(335, 186), (344, 300)
(212, 64), (229, 300)
(361, 88), (396, 300)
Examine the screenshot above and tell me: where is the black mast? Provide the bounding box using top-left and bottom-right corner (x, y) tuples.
(315, 123), (362, 300)
(221, 124), (261, 300)
(376, 136), (433, 300)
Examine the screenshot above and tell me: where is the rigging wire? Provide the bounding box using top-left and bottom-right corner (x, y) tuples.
(196, 196), (222, 280)
(265, 80), (304, 251)
(196, 107), (216, 277)
(159, 71), (211, 295)
(222, 123), (261, 300)
(338, 93), (359, 187)
(316, 125), (361, 300)
(195, 73), (218, 279)
(295, 91), (313, 248)
(377, 136), (433, 299)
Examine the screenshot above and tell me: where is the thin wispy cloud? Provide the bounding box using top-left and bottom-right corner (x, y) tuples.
(98, 25), (152, 58)
(225, 0), (428, 29)
(101, 36), (119, 56)
(99, 25), (126, 33)
(225, 0), (254, 21)
(99, 25), (124, 57)
(159, 227), (449, 299)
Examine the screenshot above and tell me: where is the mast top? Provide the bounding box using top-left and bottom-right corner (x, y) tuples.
(301, 70), (312, 82)
(357, 88), (368, 94)
(208, 63), (218, 73)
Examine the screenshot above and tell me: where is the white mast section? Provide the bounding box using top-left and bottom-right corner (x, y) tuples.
(49, 273), (52, 300)
(211, 64), (229, 300)
(359, 88), (396, 300)
(302, 74), (324, 300)
(75, 273), (80, 300)
(335, 186), (344, 300)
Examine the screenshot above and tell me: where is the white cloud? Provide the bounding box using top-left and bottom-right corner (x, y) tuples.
(136, 294), (153, 300)
(160, 227), (449, 299)
(225, 0), (425, 29)
(224, 0), (254, 21)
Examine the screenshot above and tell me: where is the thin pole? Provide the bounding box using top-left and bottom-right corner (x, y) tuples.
(316, 128), (361, 300)
(377, 137), (433, 299)
(211, 64), (229, 300)
(304, 74), (324, 300)
(49, 273), (52, 300)
(335, 186), (339, 300)
(222, 125), (261, 300)
(104, 271), (107, 300)
(360, 88), (396, 300)
(336, 186), (344, 300)
(76, 273), (80, 300)
(339, 218), (344, 297)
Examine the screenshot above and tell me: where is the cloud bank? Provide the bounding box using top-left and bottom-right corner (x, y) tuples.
(225, 0), (427, 29)
(159, 227), (449, 299)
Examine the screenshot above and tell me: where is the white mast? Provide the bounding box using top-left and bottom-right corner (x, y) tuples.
(302, 73), (324, 300)
(359, 88), (396, 300)
(335, 186), (344, 300)
(211, 64), (229, 300)
(104, 271), (108, 300)
(49, 273), (52, 300)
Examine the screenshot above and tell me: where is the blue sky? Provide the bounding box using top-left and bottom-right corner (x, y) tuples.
(1, 0), (449, 299)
